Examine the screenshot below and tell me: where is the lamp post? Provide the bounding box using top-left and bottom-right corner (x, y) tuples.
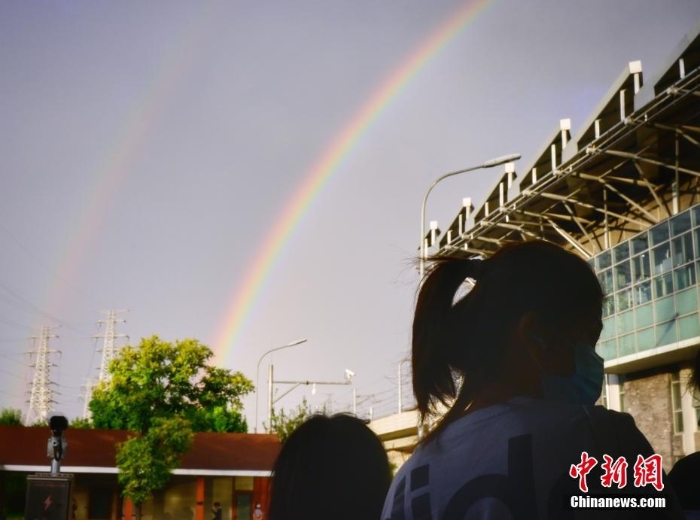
(254, 338), (307, 433)
(419, 153), (522, 280)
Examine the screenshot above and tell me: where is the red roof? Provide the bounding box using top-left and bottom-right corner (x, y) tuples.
(0, 426), (280, 473)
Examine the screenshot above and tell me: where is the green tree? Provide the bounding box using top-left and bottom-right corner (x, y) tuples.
(264, 398), (316, 444)
(0, 408), (23, 426)
(116, 416), (193, 518)
(90, 335), (254, 514)
(70, 417), (93, 429)
(90, 335), (254, 434)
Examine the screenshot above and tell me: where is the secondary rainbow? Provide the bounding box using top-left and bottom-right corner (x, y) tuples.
(213, 0), (494, 364)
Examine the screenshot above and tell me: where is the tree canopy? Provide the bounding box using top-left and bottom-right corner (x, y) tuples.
(90, 335), (253, 434)
(0, 408), (23, 426)
(264, 398), (316, 444)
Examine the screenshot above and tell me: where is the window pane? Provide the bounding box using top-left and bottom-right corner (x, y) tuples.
(696, 228), (700, 258)
(603, 296), (615, 317)
(635, 303), (654, 329)
(653, 242), (672, 275)
(678, 313), (700, 341)
(601, 317), (616, 340)
(671, 210), (692, 236)
(656, 320), (677, 346)
(597, 250), (612, 270)
(598, 269), (614, 295)
(633, 253), (651, 282)
(655, 295), (676, 322)
(614, 260), (632, 290)
(619, 333), (636, 356)
(651, 222), (670, 245)
(654, 273), (674, 298)
(618, 310), (634, 334)
(672, 233), (694, 267)
(614, 242), (630, 263)
(617, 289), (633, 312)
(675, 264), (696, 292)
(693, 205), (700, 227)
(636, 327), (655, 352)
(633, 281), (652, 306)
(631, 232), (649, 255)
(599, 338), (618, 360)
(675, 411), (684, 433)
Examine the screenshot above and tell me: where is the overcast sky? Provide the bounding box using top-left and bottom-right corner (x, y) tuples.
(2, 0), (700, 430)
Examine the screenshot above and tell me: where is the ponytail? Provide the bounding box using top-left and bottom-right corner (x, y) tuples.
(412, 257), (481, 420)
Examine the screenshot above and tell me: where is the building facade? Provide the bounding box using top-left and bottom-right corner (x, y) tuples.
(0, 426), (280, 520)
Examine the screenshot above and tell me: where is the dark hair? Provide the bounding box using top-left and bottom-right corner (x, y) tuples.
(412, 240), (604, 436)
(269, 413), (392, 520)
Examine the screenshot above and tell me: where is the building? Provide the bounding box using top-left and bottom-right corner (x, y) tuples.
(430, 21), (700, 472)
(373, 21), (700, 473)
(0, 426), (280, 520)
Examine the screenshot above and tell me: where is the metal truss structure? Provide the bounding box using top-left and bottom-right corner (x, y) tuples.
(435, 30), (700, 260)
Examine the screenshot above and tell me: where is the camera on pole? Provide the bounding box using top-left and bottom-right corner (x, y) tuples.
(25, 414), (74, 520)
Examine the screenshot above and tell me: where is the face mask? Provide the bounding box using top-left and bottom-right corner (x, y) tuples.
(531, 337), (605, 406)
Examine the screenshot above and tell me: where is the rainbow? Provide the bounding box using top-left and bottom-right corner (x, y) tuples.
(213, 0), (494, 365)
(42, 8), (215, 319)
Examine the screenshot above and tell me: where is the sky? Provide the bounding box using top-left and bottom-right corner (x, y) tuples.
(2, 0), (700, 431)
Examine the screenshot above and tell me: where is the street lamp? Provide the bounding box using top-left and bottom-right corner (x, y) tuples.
(254, 338), (307, 433)
(419, 153), (522, 280)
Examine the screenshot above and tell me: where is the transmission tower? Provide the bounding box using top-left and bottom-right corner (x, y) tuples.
(80, 377), (98, 419)
(25, 325), (60, 425)
(94, 310), (128, 384)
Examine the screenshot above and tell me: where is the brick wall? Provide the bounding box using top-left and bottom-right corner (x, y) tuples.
(622, 370), (680, 472)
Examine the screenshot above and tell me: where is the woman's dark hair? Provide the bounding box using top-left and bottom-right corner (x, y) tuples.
(689, 348), (700, 396)
(413, 240), (604, 436)
(268, 413), (392, 520)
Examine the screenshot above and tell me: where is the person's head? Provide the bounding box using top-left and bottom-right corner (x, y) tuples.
(269, 413), (392, 520)
(413, 240), (604, 433)
(255, 505), (261, 510)
(213, 503), (220, 509)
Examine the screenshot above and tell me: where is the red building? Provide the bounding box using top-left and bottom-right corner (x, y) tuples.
(0, 426), (280, 520)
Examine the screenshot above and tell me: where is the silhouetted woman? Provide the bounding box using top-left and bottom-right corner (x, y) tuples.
(383, 240), (682, 519)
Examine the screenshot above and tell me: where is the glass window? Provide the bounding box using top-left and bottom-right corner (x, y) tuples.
(657, 320), (677, 346)
(635, 303), (654, 329)
(672, 233), (694, 267)
(675, 264), (697, 292)
(603, 296), (615, 318)
(651, 222), (670, 245)
(671, 210), (692, 236)
(598, 269), (614, 295)
(597, 250), (612, 271)
(618, 310), (634, 334)
(631, 232), (649, 255)
(655, 295), (676, 322)
(617, 289), (633, 312)
(654, 273), (674, 299)
(633, 281), (652, 306)
(614, 242), (630, 263)
(653, 242), (672, 275)
(618, 333), (636, 356)
(601, 317), (616, 340)
(672, 372), (684, 433)
(676, 287), (698, 316)
(693, 205), (700, 227)
(632, 253), (651, 282)
(636, 327), (655, 352)
(695, 228), (700, 258)
(678, 313), (700, 341)
(614, 261), (632, 291)
(599, 338), (617, 360)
